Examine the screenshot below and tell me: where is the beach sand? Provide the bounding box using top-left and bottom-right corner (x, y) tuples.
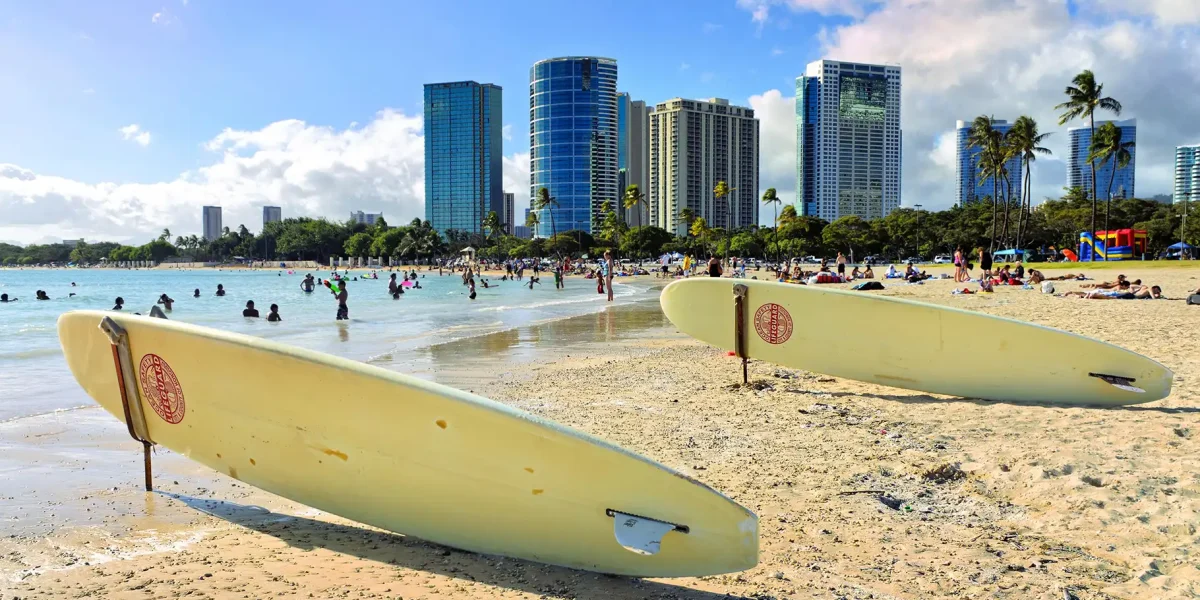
(3, 265), (1199, 599)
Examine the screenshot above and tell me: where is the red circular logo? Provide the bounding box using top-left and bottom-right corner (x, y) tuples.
(754, 303), (793, 345)
(138, 354), (185, 424)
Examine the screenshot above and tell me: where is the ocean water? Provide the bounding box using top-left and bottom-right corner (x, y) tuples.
(0, 267), (654, 422)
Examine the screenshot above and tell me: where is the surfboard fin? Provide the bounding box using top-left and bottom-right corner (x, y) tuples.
(1089, 373), (1146, 393)
(607, 509), (687, 555)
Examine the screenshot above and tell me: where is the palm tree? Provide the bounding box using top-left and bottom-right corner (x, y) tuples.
(713, 180), (732, 231)
(1056, 70), (1122, 260)
(524, 210), (540, 240)
(482, 210), (503, 241)
(678, 207), (696, 238)
(690, 217), (710, 253)
(623, 185), (647, 227)
(761, 188), (781, 261)
(1088, 121), (1135, 251)
(159, 228), (171, 243)
(534, 187), (558, 246)
(967, 116), (1004, 253)
(1008, 116), (1053, 250)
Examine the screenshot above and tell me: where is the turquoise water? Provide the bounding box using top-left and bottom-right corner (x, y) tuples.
(0, 267), (653, 421)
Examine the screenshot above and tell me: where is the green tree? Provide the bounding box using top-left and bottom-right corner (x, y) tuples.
(344, 232), (373, 257)
(524, 210), (540, 235)
(623, 184), (647, 226)
(713, 180), (732, 232)
(729, 231), (763, 258)
(534, 187), (559, 248)
(822, 215), (872, 260)
(1087, 121), (1136, 244)
(599, 208), (628, 253)
(158, 228), (171, 243)
(678, 207), (696, 238)
(1008, 116), (1052, 249)
(761, 188), (781, 261)
(967, 115), (1006, 252)
(621, 226), (673, 258)
(482, 210), (503, 240)
(1056, 69), (1122, 259)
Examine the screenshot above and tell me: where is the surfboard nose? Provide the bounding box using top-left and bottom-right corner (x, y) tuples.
(58, 311), (125, 422)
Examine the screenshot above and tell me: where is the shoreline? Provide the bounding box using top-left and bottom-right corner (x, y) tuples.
(4, 268), (1200, 598)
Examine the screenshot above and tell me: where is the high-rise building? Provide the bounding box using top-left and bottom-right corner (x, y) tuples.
(648, 98), (760, 235)
(1174, 145), (1200, 204)
(262, 206), (282, 228)
(796, 60), (902, 221)
(1068, 119), (1136, 199)
(513, 225), (531, 239)
(424, 81), (503, 236)
(202, 206), (222, 241)
(529, 57), (619, 237)
(350, 211), (383, 226)
(502, 192), (515, 235)
(618, 93), (651, 226)
(955, 119), (1023, 206)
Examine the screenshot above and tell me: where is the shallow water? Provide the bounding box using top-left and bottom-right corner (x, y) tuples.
(0, 267), (653, 421)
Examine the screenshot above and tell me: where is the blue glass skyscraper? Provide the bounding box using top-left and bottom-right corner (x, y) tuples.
(955, 119), (1022, 206)
(529, 57), (618, 236)
(1068, 119), (1136, 199)
(424, 81), (503, 236)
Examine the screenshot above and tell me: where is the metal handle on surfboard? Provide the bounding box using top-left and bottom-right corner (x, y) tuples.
(99, 317), (155, 491)
(733, 284), (749, 384)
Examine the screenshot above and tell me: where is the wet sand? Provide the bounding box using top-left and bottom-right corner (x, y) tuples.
(3, 266), (1199, 599)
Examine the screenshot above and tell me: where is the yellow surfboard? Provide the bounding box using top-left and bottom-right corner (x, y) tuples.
(56, 310), (757, 577)
(660, 278), (1172, 406)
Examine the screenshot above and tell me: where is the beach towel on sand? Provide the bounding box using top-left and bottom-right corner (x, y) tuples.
(851, 281), (884, 291)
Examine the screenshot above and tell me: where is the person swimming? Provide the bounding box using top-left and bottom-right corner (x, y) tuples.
(267, 304), (281, 321)
(35, 290), (50, 300)
(112, 297), (124, 310)
(243, 300), (260, 317)
(216, 284), (226, 296)
(0, 293), (16, 302)
(193, 288), (200, 298)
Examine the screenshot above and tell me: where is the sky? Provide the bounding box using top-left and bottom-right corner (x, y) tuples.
(2, 0), (1199, 245)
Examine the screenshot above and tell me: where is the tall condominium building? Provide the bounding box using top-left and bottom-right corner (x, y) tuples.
(502, 192), (515, 234)
(648, 98), (760, 235)
(1067, 119), (1136, 199)
(424, 81), (503, 235)
(262, 206), (282, 228)
(350, 211), (383, 226)
(796, 60), (902, 221)
(202, 206), (222, 241)
(529, 57), (618, 237)
(1176, 145), (1200, 203)
(618, 92), (651, 226)
(954, 119), (1023, 206)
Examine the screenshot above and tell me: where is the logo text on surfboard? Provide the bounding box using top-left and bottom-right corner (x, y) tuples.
(753, 303), (793, 344)
(139, 354), (185, 424)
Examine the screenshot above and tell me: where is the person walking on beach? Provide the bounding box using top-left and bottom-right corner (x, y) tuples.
(603, 250), (615, 302)
(334, 279), (349, 320)
(953, 247), (965, 282)
(243, 300), (260, 318)
(836, 252), (847, 279)
(978, 248), (992, 279)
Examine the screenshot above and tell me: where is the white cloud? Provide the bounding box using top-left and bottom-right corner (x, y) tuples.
(151, 8), (177, 25)
(771, 47), (785, 56)
(702, 22), (723, 34)
(0, 110), (432, 244)
(118, 124), (151, 147)
(502, 124), (512, 141)
(679, 62), (691, 71)
(740, 0), (1200, 208)
(503, 152), (531, 216)
(748, 89), (796, 208)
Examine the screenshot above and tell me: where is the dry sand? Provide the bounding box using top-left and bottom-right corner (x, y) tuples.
(3, 266), (1200, 599)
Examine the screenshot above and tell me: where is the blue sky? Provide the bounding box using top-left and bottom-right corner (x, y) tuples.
(2, 0), (1198, 244)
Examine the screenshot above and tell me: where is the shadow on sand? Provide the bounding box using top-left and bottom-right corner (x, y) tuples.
(814, 390), (1200, 413)
(160, 492), (752, 600)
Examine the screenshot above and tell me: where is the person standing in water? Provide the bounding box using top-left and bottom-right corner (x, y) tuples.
(603, 250), (615, 302)
(388, 273), (399, 296)
(267, 304), (282, 322)
(193, 288), (200, 298)
(243, 300), (260, 317)
(335, 279), (349, 320)
(157, 294), (174, 311)
(112, 297), (124, 310)
(216, 284), (226, 296)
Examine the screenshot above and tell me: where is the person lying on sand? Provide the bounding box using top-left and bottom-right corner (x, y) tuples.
(1081, 274), (1126, 289)
(1060, 280), (1158, 299)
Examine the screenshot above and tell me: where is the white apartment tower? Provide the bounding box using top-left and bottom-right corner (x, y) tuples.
(796, 60), (902, 221)
(1174, 145), (1200, 204)
(648, 97), (760, 236)
(202, 206), (222, 241)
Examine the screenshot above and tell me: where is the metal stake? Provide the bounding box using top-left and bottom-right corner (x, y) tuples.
(100, 317), (155, 491)
(733, 284), (749, 385)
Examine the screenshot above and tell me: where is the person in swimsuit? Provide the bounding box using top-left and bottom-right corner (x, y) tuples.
(243, 300), (260, 317)
(0, 293), (15, 302)
(603, 250), (615, 302)
(112, 297), (124, 310)
(157, 294), (174, 311)
(707, 255), (723, 278)
(267, 304), (282, 321)
(978, 248), (992, 278)
(335, 280), (349, 320)
(836, 252), (847, 278)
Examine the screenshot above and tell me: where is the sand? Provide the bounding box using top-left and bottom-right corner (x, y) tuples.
(3, 265), (1199, 599)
